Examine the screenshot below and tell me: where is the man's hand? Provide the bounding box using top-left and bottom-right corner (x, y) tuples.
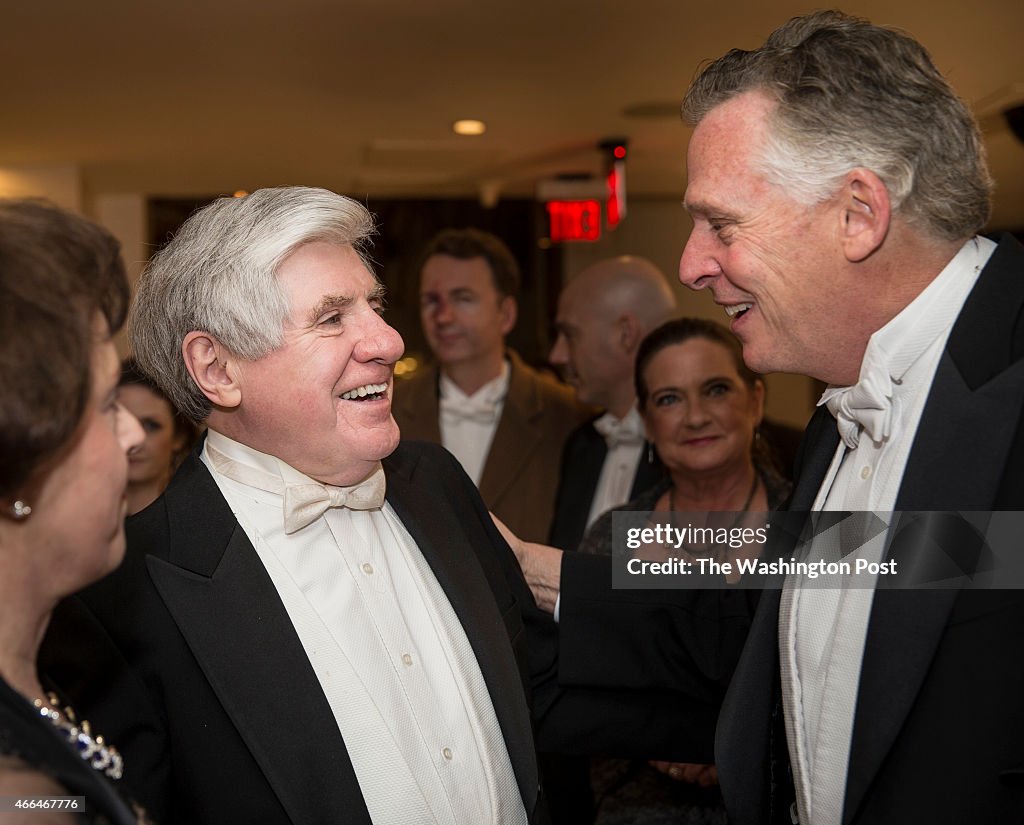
(490, 513), (563, 614)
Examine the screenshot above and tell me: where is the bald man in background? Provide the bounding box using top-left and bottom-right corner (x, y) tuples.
(548, 256), (677, 553)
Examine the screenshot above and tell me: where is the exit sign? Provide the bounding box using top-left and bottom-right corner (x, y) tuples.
(546, 200), (601, 242)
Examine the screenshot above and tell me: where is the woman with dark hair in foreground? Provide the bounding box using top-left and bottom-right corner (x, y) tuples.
(0, 200), (147, 824)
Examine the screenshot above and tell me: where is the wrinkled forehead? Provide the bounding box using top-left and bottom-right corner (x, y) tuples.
(684, 92), (777, 208)
(276, 241), (381, 315)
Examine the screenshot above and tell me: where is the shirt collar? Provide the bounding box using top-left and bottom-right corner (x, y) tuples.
(439, 358), (511, 406)
(822, 235), (996, 399)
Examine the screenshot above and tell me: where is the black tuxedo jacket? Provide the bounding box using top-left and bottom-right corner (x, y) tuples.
(548, 418), (665, 551)
(554, 235), (1024, 824)
(42, 440), (562, 825)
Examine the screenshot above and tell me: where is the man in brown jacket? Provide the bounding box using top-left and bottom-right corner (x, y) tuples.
(393, 228), (589, 542)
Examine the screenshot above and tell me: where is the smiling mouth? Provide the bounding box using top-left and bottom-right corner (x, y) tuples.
(724, 302), (753, 319)
(340, 382), (388, 401)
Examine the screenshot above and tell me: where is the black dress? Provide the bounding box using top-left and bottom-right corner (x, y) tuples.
(577, 467), (791, 825)
(0, 677), (140, 825)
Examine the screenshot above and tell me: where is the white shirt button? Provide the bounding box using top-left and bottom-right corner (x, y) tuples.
(860, 465), (872, 480)
(361, 562), (374, 575)
(442, 747), (453, 761)
(401, 653), (413, 666)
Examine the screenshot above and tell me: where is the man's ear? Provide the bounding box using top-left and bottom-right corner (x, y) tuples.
(499, 295), (518, 336)
(617, 313), (642, 354)
(182, 332), (242, 409)
(839, 168), (891, 263)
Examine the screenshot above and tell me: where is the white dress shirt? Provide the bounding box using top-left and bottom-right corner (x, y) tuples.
(201, 429), (526, 825)
(586, 407), (646, 529)
(780, 236), (995, 825)
(439, 361), (511, 485)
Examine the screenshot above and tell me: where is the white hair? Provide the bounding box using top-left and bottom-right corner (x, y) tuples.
(129, 186), (375, 422)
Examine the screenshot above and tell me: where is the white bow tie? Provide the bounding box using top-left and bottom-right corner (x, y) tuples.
(593, 411), (645, 449)
(207, 441), (386, 534)
(439, 395), (502, 425)
(280, 470), (386, 533)
(819, 350), (894, 449)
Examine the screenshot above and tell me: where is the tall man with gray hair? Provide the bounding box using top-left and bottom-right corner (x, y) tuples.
(512, 12), (1024, 825)
(42, 187), (563, 825)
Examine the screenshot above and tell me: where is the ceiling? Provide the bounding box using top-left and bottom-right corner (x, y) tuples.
(3, 0), (1023, 227)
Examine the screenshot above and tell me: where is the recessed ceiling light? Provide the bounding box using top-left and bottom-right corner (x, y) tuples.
(452, 119), (486, 136)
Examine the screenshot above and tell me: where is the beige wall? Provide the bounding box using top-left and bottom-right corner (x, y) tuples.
(562, 198), (817, 431)
(1, 166), (148, 354)
(0, 164), (82, 212)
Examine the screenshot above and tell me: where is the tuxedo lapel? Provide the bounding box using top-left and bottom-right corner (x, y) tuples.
(844, 235), (1024, 824)
(896, 237), (1024, 513)
(555, 423), (606, 548)
(479, 354), (546, 508)
(787, 406), (839, 512)
(714, 404), (834, 825)
(393, 364), (443, 443)
(150, 453), (371, 825)
(716, 589), (782, 825)
(383, 448), (540, 817)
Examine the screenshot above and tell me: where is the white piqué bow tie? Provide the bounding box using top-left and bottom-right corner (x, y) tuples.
(280, 471), (386, 533)
(207, 441), (386, 534)
(593, 411), (646, 448)
(819, 349), (894, 449)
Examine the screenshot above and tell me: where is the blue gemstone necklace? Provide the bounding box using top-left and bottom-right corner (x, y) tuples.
(34, 692), (124, 781)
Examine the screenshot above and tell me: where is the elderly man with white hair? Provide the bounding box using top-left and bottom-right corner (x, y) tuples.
(41, 187), (574, 825)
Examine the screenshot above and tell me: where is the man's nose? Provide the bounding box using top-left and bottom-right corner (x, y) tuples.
(431, 298), (455, 324)
(549, 333), (568, 367)
(357, 313), (405, 364)
(678, 230), (720, 291)
(119, 405), (146, 452)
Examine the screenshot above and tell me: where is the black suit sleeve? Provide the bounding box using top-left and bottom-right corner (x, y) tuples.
(533, 552), (760, 763)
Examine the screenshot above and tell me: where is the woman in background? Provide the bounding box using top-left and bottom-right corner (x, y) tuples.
(579, 317), (790, 825)
(580, 316), (790, 554)
(0, 200), (146, 824)
(498, 317), (789, 825)
(119, 358), (198, 515)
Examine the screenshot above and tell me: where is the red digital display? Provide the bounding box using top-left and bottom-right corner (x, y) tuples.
(546, 200), (601, 242)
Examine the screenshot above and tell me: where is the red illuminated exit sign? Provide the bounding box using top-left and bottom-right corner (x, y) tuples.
(546, 200), (601, 242)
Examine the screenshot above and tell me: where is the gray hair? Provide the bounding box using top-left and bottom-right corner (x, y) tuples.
(130, 186), (375, 422)
(682, 10), (992, 241)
